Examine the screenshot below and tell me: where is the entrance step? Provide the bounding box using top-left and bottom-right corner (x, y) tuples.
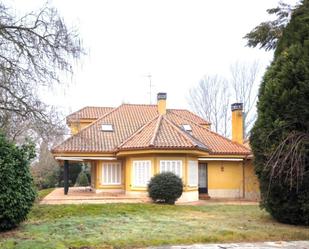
(199, 193), (210, 200)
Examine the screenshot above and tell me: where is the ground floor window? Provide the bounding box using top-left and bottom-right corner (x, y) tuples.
(188, 160), (198, 187)
(132, 160), (151, 187)
(159, 160), (182, 177)
(102, 162), (122, 185)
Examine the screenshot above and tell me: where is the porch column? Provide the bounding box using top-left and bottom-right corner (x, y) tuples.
(64, 160), (69, 195)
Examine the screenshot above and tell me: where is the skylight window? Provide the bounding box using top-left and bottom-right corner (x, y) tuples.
(182, 124), (192, 132)
(101, 124), (113, 132)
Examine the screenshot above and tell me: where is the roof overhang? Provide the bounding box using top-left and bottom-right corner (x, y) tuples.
(198, 157), (243, 161)
(116, 148), (209, 156)
(55, 156), (117, 161)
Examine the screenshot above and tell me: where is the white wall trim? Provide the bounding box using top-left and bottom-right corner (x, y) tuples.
(198, 158), (243, 161)
(177, 191), (199, 203)
(208, 189), (242, 198)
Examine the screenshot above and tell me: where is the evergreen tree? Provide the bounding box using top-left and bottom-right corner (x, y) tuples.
(247, 0), (309, 225)
(0, 133), (36, 231)
(75, 171), (90, 187)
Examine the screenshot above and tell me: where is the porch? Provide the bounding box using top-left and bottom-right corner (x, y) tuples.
(40, 187), (150, 204)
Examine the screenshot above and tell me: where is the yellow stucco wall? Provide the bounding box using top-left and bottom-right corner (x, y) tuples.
(158, 99), (166, 115)
(68, 120), (96, 135)
(231, 109), (243, 144)
(244, 160), (260, 200)
(90, 155), (260, 199)
(208, 161), (243, 189)
(123, 154), (198, 193)
(207, 160), (259, 199)
(94, 160), (125, 190)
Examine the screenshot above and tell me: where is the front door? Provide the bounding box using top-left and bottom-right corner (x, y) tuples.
(198, 163), (208, 193)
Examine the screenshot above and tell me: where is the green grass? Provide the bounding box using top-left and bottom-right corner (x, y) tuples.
(36, 188), (54, 202)
(0, 200), (308, 249)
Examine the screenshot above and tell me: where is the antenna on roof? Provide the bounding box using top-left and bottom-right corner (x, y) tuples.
(145, 73), (153, 104)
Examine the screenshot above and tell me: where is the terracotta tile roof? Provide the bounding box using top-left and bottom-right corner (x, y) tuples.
(66, 106), (114, 123)
(53, 104), (158, 153)
(166, 111), (250, 155)
(168, 109), (210, 125)
(52, 104), (250, 155)
(119, 115), (208, 150)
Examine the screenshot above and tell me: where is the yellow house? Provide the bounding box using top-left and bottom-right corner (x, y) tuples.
(52, 93), (259, 202)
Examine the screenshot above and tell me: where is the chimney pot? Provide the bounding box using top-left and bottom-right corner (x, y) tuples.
(157, 92), (167, 100)
(231, 103), (243, 111)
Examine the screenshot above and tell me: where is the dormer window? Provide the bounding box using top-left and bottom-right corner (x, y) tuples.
(101, 124), (113, 132)
(182, 124), (192, 132)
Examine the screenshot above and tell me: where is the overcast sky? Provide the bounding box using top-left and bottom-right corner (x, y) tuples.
(12, 0), (297, 115)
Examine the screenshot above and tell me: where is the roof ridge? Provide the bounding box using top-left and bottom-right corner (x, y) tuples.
(162, 115), (198, 148)
(164, 116), (210, 151)
(169, 109), (210, 125)
(150, 115), (163, 146)
(169, 111), (250, 152)
(117, 115), (160, 149)
(122, 103), (157, 107)
(82, 106), (114, 109)
(66, 106), (89, 121)
(66, 106), (114, 123)
(168, 110), (207, 127)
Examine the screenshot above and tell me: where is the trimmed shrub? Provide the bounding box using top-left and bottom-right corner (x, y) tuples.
(148, 172), (183, 204)
(75, 171), (89, 187)
(0, 133), (37, 231)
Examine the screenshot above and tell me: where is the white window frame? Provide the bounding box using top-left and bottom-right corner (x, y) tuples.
(132, 160), (152, 188)
(188, 160), (198, 187)
(159, 160), (182, 177)
(102, 162), (122, 185)
(101, 124), (113, 132)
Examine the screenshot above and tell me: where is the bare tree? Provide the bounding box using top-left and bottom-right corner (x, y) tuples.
(0, 3), (83, 139)
(31, 139), (62, 189)
(189, 61), (260, 139)
(189, 75), (230, 137)
(230, 61), (260, 138)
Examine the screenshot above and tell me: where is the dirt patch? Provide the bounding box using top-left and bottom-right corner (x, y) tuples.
(0, 228), (20, 238)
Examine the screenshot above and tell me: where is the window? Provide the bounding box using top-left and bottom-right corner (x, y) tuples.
(182, 124), (192, 132)
(102, 162), (122, 185)
(101, 124), (113, 132)
(132, 160), (151, 187)
(188, 160), (198, 187)
(160, 160), (182, 177)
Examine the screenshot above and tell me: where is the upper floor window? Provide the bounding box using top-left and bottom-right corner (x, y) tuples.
(101, 124), (113, 132)
(182, 124), (192, 132)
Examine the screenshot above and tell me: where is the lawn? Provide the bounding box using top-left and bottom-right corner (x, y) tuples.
(0, 200), (308, 249)
(35, 188), (54, 202)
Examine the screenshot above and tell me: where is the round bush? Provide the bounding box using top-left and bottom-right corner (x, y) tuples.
(75, 171), (89, 187)
(148, 172), (183, 204)
(0, 133), (37, 231)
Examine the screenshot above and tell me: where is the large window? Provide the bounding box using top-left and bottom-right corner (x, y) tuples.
(132, 160), (151, 187)
(102, 162), (122, 185)
(188, 160), (198, 187)
(160, 160), (182, 177)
